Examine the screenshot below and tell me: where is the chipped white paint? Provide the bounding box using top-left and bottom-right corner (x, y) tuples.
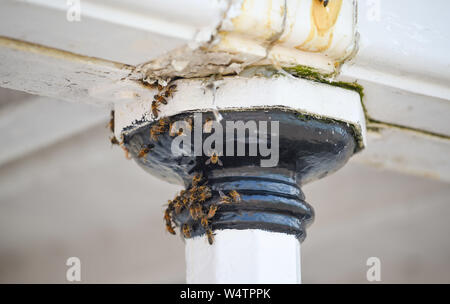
(186, 229), (301, 284)
(139, 0), (358, 78)
(266, 0), (357, 72)
(114, 75), (367, 149)
(213, 0), (357, 74)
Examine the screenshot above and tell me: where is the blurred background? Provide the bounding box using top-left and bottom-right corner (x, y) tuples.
(0, 87), (449, 283)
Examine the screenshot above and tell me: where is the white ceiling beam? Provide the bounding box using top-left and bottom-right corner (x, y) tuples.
(353, 125), (450, 183)
(0, 36), (134, 106)
(338, 0), (450, 137)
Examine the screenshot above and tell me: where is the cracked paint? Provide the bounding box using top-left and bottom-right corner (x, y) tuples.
(136, 0), (357, 81)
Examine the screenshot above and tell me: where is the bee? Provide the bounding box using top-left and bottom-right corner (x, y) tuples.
(196, 185), (211, 193)
(187, 187), (198, 202)
(201, 216), (209, 229)
(110, 136), (120, 146)
(181, 193), (190, 207)
(164, 210), (176, 235)
(174, 201), (183, 214)
(166, 222), (176, 235)
(219, 190), (232, 204)
(150, 118), (169, 141)
(107, 110), (114, 133)
(195, 204), (204, 218)
(145, 80), (158, 89)
(150, 125), (163, 141)
(206, 229), (215, 245)
(229, 190), (241, 203)
(192, 172), (203, 186)
(189, 205), (197, 219)
(178, 190), (188, 204)
(167, 199), (175, 212)
(207, 205), (218, 219)
(182, 224), (191, 238)
(154, 94), (167, 105)
(151, 101), (160, 118)
(164, 208), (172, 223)
(163, 84), (177, 98)
(158, 117), (170, 128)
(137, 144), (153, 158)
(190, 204), (203, 220)
(143, 79), (163, 91)
(205, 150), (223, 166)
(150, 127), (159, 141)
(198, 186), (212, 202)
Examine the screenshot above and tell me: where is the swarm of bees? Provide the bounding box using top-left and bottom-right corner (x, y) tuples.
(107, 77), (178, 161)
(164, 173), (241, 245)
(107, 103), (242, 246)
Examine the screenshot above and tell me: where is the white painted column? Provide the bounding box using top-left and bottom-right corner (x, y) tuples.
(185, 229), (301, 284)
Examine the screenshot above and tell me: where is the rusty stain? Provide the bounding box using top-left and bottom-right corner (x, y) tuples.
(295, 0), (343, 53)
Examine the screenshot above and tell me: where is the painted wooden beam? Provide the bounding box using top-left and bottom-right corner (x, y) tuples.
(0, 36), (133, 106)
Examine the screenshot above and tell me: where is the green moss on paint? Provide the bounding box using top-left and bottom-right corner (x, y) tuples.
(240, 65), (367, 150)
(283, 65), (364, 102)
(283, 65), (332, 82)
(283, 65), (368, 131)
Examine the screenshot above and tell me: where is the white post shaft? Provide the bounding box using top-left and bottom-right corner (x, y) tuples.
(185, 229), (301, 284)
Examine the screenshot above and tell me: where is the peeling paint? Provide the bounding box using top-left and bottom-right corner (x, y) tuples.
(136, 0), (357, 81)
